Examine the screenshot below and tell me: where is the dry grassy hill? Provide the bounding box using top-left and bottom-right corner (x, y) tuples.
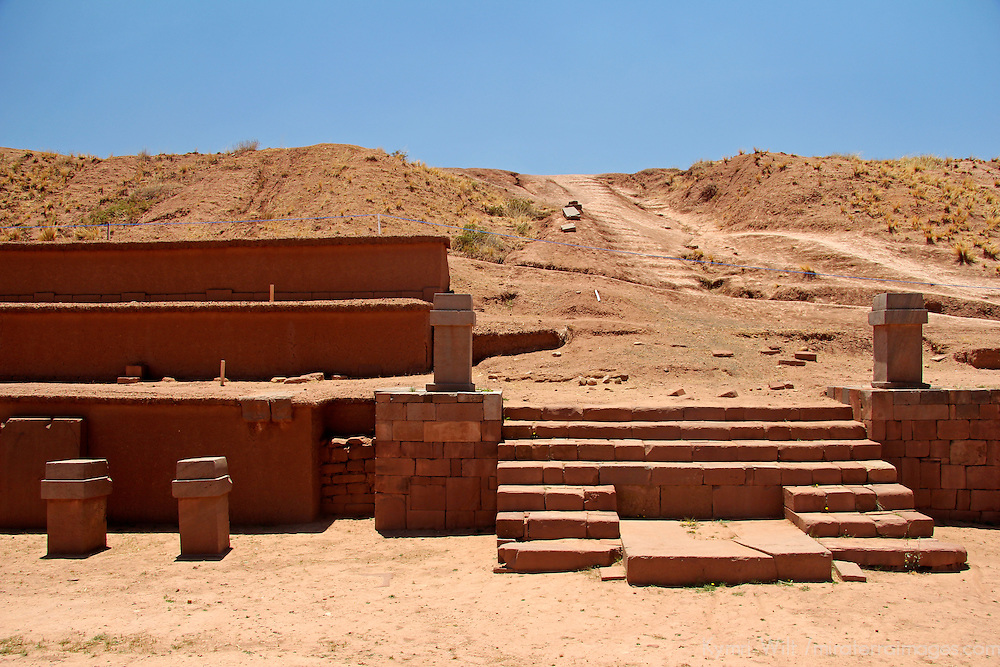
(2, 142), (998, 399)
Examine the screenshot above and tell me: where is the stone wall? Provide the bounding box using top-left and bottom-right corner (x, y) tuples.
(0, 300), (431, 382)
(373, 390), (501, 532)
(831, 386), (1000, 523)
(320, 436), (375, 517)
(0, 236), (449, 303)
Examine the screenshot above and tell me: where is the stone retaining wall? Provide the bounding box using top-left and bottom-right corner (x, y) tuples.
(831, 386), (1000, 524)
(320, 436), (375, 517)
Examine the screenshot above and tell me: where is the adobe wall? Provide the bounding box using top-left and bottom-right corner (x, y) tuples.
(831, 386), (1000, 524)
(0, 300), (431, 382)
(0, 395), (325, 526)
(0, 236), (450, 303)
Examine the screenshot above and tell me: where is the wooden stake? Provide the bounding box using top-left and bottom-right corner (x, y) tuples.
(269, 284), (275, 302)
(220, 360), (226, 386)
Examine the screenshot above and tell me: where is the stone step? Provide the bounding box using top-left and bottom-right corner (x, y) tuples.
(501, 420), (868, 441)
(783, 483), (914, 513)
(817, 537), (967, 571)
(621, 519), (832, 586)
(497, 538), (623, 573)
(497, 460), (896, 488)
(496, 484), (617, 512)
(496, 510), (620, 540)
(504, 405), (854, 423)
(499, 439), (882, 463)
(786, 508), (935, 538)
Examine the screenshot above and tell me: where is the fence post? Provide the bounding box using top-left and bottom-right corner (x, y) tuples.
(377, 214), (381, 235)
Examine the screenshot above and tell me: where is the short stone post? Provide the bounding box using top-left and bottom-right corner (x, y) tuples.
(869, 292), (929, 388)
(40, 458), (112, 556)
(426, 293), (476, 392)
(171, 456), (233, 556)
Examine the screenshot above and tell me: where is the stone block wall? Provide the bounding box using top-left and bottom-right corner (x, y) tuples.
(831, 386), (1000, 523)
(373, 390), (502, 532)
(320, 436), (375, 517)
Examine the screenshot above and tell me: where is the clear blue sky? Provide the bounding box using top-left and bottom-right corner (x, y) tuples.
(2, 0), (999, 174)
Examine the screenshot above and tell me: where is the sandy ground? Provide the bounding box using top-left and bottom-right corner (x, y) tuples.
(1, 520), (998, 666)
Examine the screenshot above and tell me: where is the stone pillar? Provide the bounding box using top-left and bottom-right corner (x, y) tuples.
(426, 293), (475, 392)
(171, 456), (233, 556)
(869, 292), (929, 389)
(40, 458), (112, 556)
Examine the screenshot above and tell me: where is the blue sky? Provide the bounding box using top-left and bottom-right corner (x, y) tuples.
(1, 0), (999, 174)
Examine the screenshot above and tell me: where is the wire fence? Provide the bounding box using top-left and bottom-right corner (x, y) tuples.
(2, 212), (998, 293)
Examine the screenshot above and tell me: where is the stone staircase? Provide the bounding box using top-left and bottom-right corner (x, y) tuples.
(494, 404), (967, 583)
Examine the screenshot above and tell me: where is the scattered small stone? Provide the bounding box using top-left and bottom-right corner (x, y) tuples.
(778, 359), (807, 367)
(552, 351), (562, 357)
(633, 341), (644, 345)
(671, 343), (688, 348)
(712, 350), (734, 358)
(931, 355), (947, 362)
(759, 348), (780, 356)
(718, 389), (738, 398)
(769, 382), (795, 390)
(160, 377), (177, 383)
(833, 560), (867, 582)
(667, 386), (686, 396)
(794, 351), (818, 362)
(560, 222), (577, 232)
(270, 376), (287, 383)
(599, 564), (626, 581)
(284, 372), (325, 384)
(488, 373), (500, 379)
(116, 376), (140, 384)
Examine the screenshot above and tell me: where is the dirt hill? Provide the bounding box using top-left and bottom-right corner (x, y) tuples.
(2, 143), (998, 400)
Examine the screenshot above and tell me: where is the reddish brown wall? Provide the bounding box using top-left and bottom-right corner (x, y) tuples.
(832, 386), (1000, 524)
(0, 397), (322, 526)
(321, 436), (375, 517)
(0, 300), (431, 382)
(0, 236), (449, 303)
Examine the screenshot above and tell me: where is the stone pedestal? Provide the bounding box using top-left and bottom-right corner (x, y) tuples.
(426, 293), (476, 392)
(869, 292), (929, 389)
(40, 458), (112, 556)
(172, 456), (233, 556)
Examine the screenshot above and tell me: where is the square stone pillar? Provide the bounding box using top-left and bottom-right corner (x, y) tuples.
(869, 292), (929, 388)
(40, 458), (112, 556)
(172, 457), (233, 556)
(426, 293), (476, 392)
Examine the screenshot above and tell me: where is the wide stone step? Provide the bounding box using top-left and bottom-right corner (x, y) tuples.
(497, 460), (896, 488)
(786, 508), (935, 538)
(817, 537), (967, 571)
(501, 420), (868, 441)
(497, 538), (622, 573)
(504, 405), (854, 422)
(499, 438), (882, 462)
(783, 483), (914, 513)
(497, 510), (620, 540)
(496, 484), (617, 512)
(621, 519), (832, 586)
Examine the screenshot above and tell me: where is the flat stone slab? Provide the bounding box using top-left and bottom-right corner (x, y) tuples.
(497, 538), (621, 573)
(732, 519), (832, 581)
(833, 560), (867, 582)
(621, 519), (831, 586)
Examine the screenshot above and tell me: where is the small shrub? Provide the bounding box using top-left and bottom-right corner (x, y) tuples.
(983, 243), (999, 260)
(39, 225), (56, 241)
(954, 242), (975, 264)
(231, 139), (259, 155)
(452, 223), (507, 262)
(699, 183), (718, 202)
(799, 264), (817, 279)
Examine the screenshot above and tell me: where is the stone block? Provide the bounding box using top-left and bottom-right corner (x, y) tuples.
(414, 458), (450, 477)
(938, 420), (971, 440)
(176, 495), (230, 555)
(406, 509), (446, 531)
(966, 466), (1000, 490)
(616, 485), (660, 518)
(392, 420), (425, 442)
(971, 420), (1000, 440)
(951, 440), (987, 466)
(375, 458), (416, 477)
(240, 398), (270, 422)
(659, 485), (713, 519)
(446, 477), (481, 511)
(713, 486), (782, 518)
(409, 484), (447, 511)
(424, 421), (481, 442)
(375, 494), (407, 531)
